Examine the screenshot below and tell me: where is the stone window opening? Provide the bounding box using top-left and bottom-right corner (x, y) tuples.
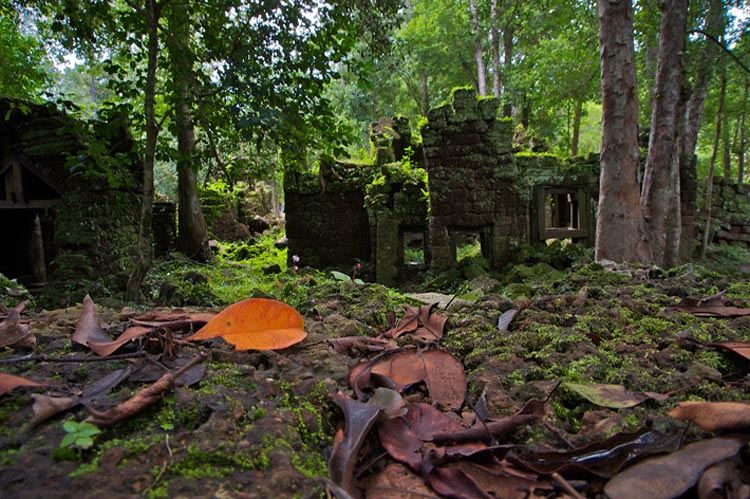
(450, 227), (491, 263)
(537, 186), (588, 242)
(400, 228), (426, 267)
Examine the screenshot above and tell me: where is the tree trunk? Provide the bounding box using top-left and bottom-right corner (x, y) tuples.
(700, 67), (727, 258)
(679, 0), (724, 260)
(419, 73), (429, 115)
(502, 22), (513, 117)
(640, 0), (687, 269)
(682, 0), (724, 158)
(722, 85), (731, 179)
(167, 3), (211, 262)
(571, 99), (583, 156)
(469, 0), (487, 96)
(737, 79), (748, 184)
(490, 0), (500, 98)
(596, 0), (647, 264)
(126, 0), (159, 302)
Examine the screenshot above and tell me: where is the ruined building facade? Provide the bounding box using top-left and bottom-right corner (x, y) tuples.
(285, 89), (599, 285)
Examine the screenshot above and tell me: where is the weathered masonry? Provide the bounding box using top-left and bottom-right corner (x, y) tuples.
(285, 89), (599, 285)
(0, 96), (142, 294)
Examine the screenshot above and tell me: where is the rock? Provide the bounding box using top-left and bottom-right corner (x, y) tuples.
(246, 215), (271, 234)
(405, 292), (472, 310)
(262, 264), (282, 275)
(274, 235), (288, 248)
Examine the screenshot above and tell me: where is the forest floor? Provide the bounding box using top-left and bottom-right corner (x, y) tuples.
(0, 241), (749, 499)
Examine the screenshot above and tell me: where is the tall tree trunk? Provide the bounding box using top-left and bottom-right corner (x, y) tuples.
(682, 0), (724, 158)
(469, 0), (487, 96)
(126, 0), (160, 302)
(596, 0), (647, 264)
(722, 85), (731, 179)
(737, 79), (749, 184)
(167, 3), (211, 262)
(502, 22), (513, 117)
(490, 0), (500, 98)
(679, 0), (724, 260)
(419, 73), (429, 115)
(701, 67), (727, 258)
(640, 0), (687, 268)
(571, 99), (583, 156)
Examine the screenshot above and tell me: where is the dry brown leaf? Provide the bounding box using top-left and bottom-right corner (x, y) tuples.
(329, 391), (382, 495)
(384, 304), (447, 342)
(185, 298), (306, 350)
(87, 326), (153, 356)
(30, 394), (77, 425)
(361, 463), (440, 499)
(72, 294), (110, 347)
(697, 456), (745, 499)
(446, 461), (553, 499)
(668, 401), (750, 431)
(604, 436), (748, 499)
(0, 309), (36, 349)
(130, 312), (216, 329)
(427, 466), (493, 499)
(362, 349), (466, 410)
(0, 372), (45, 395)
(710, 341), (750, 361)
(670, 291), (750, 317)
(564, 382), (669, 409)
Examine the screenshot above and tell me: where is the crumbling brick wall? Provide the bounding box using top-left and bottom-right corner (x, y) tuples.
(284, 157), (376, 269)
(421, 88), (524, 269)
(707, 178), (750, 247)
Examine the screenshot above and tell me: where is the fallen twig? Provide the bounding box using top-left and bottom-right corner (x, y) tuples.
(0, 351), (146, 365)
(552, 472), (586, 499)
(85, 352), (207, 427)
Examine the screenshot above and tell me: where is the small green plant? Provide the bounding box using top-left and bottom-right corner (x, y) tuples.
(60, 421), (102, 452)
(331, 263), (364, 285)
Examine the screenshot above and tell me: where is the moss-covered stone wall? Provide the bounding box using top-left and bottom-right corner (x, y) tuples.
(421, 88), (523, 269)
(0, 97), (142, 298)
(284, 157), (377, 268)
(706, 179), (750, 246)
(515, 153), (599, 245)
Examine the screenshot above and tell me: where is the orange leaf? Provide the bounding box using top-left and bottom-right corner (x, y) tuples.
(185, 298), (306, 351)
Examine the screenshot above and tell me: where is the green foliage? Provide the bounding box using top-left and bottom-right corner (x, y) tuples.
(0, 6), (50, 99)
(0, 273), (33, 308)
(60, 421), (102, 451)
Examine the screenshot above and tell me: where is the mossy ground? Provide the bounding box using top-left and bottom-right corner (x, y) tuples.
(1, 240), (749, 498)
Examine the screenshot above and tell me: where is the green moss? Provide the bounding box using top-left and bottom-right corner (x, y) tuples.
(170, 444), (268, 479)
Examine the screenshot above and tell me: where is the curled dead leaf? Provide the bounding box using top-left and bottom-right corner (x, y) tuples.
(72, 295), (110, 347)
(329, 391), (382, 495)
(87, 326), (153, 356)
(30, 394), (76, 425)
(0, 309), (36, 349)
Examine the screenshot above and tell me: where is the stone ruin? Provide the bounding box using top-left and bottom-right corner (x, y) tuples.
(285, 88), (600, 285)
(0, 96), (142, 296)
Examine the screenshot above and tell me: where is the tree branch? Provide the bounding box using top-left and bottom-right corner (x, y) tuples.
(691, 30), (750, 75)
